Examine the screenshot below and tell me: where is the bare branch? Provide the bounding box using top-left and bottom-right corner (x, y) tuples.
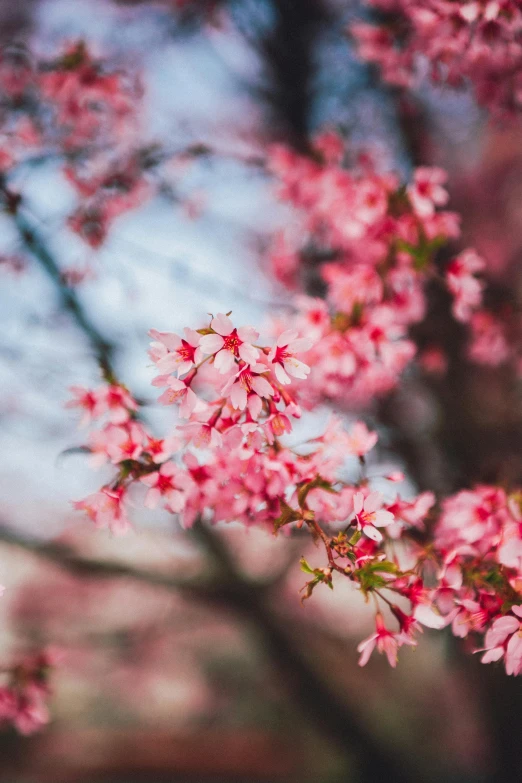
(0, 521), (215, 598)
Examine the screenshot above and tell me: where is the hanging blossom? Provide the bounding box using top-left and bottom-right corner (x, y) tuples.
(351, 0), (522, 115)
(67, 313), (522, 676)
(266, 132), (489, 408)
(0, 650), (57, 735)
(71, 313), (314, 532)
(432, 486), (522, 677)
(69, 342), (459, 672)
(445, 249), (485, 323)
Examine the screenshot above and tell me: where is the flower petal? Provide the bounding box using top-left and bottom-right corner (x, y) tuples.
(211, 313), (234, 336)
(199, 333), (225, 355)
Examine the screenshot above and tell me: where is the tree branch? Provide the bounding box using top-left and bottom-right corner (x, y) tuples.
(0, 181), (116, 382)
(0, 521), (217, 598)
(192, 520), (416, 783)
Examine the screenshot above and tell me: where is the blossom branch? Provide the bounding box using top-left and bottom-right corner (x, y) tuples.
(0, 182), (117, 382)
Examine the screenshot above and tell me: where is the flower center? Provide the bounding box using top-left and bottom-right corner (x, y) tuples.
(177, 340), (195, 362)
(122, 440), (136, 456)
(223, 330), (241, 354)
(274, 345), (291, 364)
(358, 510), (375, 526)
(157, 474), (174, 493)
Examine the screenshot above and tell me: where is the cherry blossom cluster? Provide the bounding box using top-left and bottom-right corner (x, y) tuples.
(434, 486), (522, 676)
(0, 41), (151, 249)
(64, 334), (421, 667)
(466, 305), (522, 372)
(0, 650), (55, 735)
(71, 313), (316, 532)
(67, 311), (522, 674)
(267, 135), (487, 405)
(351, 0), (522, 114)
(275, 435), (522, 674)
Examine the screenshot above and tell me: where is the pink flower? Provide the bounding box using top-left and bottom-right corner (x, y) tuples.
(413, 603), (448, 630)
(182, 421), (223, 449)
(199, 314), (259, 373)
(264, 412), (292, 443)
(345, 421), (378, 457)
(11, 693), (49, 735)
(387, 491), (435, 533)
(140, 461), (191, 511)
(102, 385), (138, 424)
(481, 607), (522, 675)
(221, 362), (274, 413)
(65, 385), (99, 426)
(450, 599), (487, 639)
(313, 129), (345, 165)
(351, 2), (522, 115)
(353, 491), (394, 542)
(104, 422), (144, 464)
(73, 486), (131, 535)
(323, 263), (383, 312)
(157, 376), (199, 418)
(144, 433), (181, 463)
(407, 167), (448, 218)
(148, 327), (202, 377)
(446, 249), (485, 322)
(0, 687), (16, 722)
(357, 612), (416, 668)
(268, 329), (312, 385)
(468, 310), (510, 366)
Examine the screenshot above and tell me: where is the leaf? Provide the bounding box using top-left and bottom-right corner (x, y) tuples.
(273, 498), (301, 534)
(300, 557), (315, 575)
(355, 560), (399, 595)
(296, 476), (335, 509)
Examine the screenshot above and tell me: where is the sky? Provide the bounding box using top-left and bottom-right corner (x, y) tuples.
(0, 0), (291, 536)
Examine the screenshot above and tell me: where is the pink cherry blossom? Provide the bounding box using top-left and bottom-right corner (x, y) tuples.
(268, 330), (312, 385)
(199, 313), (259, 373)
(221, 362), (274, 412)
(102, 384), (138, 424)
(104, 422), (145, 464)
(351, 0), (522, 115)
(446, 249), (485, 322)
(345, 421), (378, 458)
(148, 327), (202, 377)
(140, 461), (191, 511)
(481, 607), (522, 675)
(65, 385), (99, 426)
(357, 612), (416, 668)
(353, 491), (394, 542)
(144, 433), (181, 463)
(407, 168), (449, 218)
(73, 486), (131, 535)
(468, 310), (510, 366)
(157, 376), (199, 418)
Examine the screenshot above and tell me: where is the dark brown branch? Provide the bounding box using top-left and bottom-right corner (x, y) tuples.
(0, 181), (117, 381)
(192, 520), (417, 783)
(0, 521), (217, 598)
